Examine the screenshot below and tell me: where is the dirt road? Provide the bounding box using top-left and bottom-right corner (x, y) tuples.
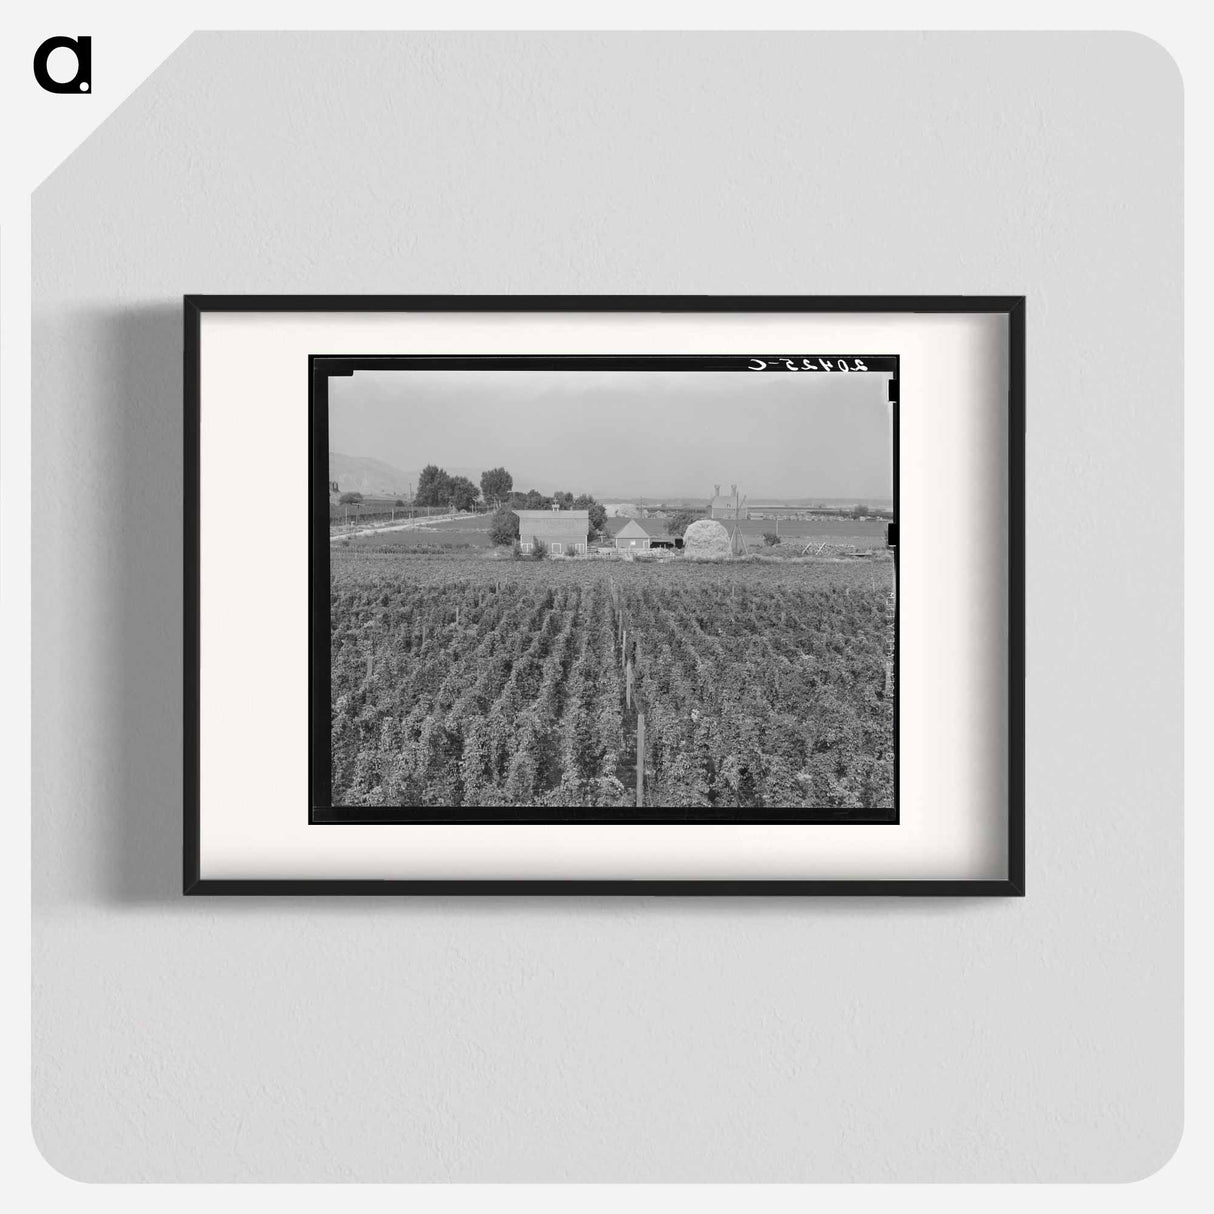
(329, 514), (458, 541)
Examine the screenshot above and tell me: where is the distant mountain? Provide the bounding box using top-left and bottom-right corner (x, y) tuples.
(329, 453), (412, 496)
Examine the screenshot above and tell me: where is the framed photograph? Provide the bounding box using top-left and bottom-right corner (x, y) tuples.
(185, 296), (1024, 894)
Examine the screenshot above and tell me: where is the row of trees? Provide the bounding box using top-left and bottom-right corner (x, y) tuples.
(415, 465), (482, 512)
(413, 466), (608, 542)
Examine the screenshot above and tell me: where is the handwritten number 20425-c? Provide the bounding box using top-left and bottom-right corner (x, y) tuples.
(747, 357), (869, 372)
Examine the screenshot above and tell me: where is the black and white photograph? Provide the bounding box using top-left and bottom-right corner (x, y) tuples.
(317, 355), (898, 822)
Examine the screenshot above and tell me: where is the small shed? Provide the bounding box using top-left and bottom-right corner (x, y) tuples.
(515, 507), (589, 555)
(613, 518), (679, 550)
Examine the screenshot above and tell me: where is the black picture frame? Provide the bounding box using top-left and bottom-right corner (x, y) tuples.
(184, 295), (1025, 896)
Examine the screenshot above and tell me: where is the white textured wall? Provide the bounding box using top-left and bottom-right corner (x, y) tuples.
(32, 32), (1181, 1181)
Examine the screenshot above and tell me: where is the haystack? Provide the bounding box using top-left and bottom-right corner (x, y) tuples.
(682, 518), (732, 561)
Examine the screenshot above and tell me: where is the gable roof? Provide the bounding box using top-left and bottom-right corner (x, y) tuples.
(616, 517), (673, 539)
(614, 519), (648, 538)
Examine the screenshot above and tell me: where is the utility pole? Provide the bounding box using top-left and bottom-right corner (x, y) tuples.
(636, 713), (646, 807)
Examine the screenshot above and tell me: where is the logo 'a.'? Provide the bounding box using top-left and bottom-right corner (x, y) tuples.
(33, 35), (91, 94)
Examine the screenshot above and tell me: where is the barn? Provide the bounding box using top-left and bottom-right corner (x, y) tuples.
(515, 507), (589, 555)
(613, 519), (679, 550)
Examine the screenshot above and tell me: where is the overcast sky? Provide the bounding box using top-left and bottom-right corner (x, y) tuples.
(329, 367), (893, 500)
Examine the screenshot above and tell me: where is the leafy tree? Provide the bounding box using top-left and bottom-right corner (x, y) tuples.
(851, 503), (869, 519)
(480, 467), (513, 507)
(394, 499), (405, 508)
(338, 491), (364, 505)
(489, 509), (520, 546)
(415, 464), (453, 507)
(667, 509), (700, 538)
(573, 494), (608, 539)
(522, 489), (549, 510)
(448, 475), (480, 512)
(763, 531), (781, 546)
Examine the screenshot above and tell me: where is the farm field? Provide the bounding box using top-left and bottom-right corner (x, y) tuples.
(330, 552), (895, 814)
(724, 516), (888, 540)
(336, 512), (889, 552)
(340, 515), (494, 548)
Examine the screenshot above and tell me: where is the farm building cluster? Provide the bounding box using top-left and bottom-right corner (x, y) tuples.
(515, 483), (890, 559)
(516, 506), (683, 554)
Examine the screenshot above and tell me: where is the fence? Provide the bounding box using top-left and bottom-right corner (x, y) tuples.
(329, 503), (490, 525)
(608, 576), (650, 807)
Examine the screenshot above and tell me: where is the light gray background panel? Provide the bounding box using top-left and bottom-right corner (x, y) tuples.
(32, 32), (1181, 1181)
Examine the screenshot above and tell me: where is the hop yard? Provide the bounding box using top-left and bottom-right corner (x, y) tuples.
(330, 552), (896, 813)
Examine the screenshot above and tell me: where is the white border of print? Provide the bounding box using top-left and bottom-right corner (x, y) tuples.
(198, 309), (1008, 881)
